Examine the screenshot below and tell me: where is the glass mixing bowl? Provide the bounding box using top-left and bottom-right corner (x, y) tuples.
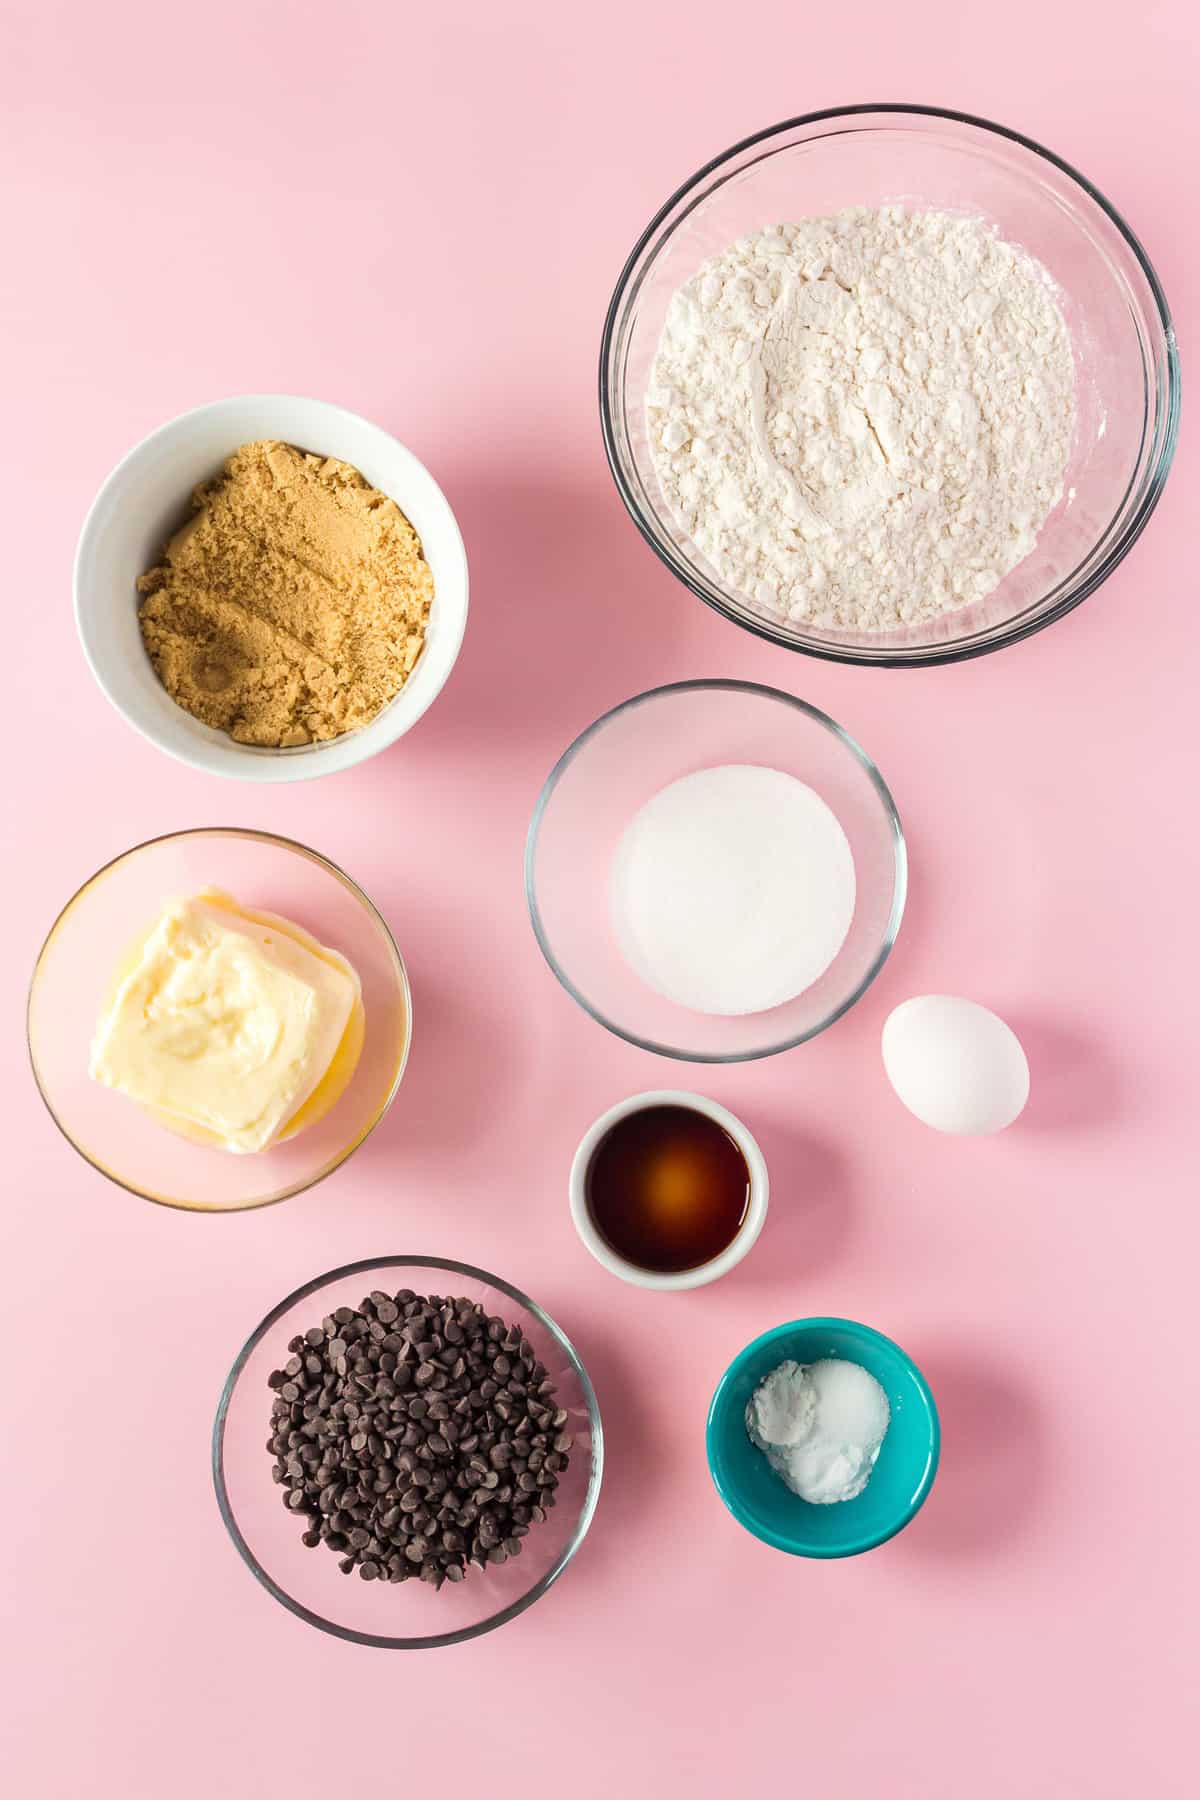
(213, 1257), (604, 1648)
(525, 681), (906, 1061)
(27, 828), (410, 1211)
(600, 105), (1179, 666)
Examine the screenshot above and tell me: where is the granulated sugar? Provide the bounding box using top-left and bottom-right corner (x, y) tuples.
(647, 207), (1075, 632)
(609, 764), (855, 1016)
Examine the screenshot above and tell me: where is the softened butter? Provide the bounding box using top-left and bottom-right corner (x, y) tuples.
(89, 889), (362, 1153)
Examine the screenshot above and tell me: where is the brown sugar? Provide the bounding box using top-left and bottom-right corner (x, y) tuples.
(137, 440), (434, 747)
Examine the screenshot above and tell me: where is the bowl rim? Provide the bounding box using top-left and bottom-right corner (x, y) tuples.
(705, 1315), (942, 1558)
(26, 826), (412, 1212)
(212, 1254), (605, 1649)
(599, 102), (1181, 669)
(524, 679), (907, 1061)
(567, 1088), (769, 1289)
(73, 391), (469, 782)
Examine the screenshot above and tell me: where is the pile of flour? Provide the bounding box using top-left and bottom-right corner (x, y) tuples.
(647, 206), (1075, 632)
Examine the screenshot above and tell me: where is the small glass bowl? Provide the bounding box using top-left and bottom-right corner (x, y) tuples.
(27, 828), (410, 1211)
(213, 1257), (604, 1648)
(525, 681), (905, 1061)
(601, 105), (1180, 666)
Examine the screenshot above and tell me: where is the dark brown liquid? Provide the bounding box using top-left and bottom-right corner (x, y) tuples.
(585, 1105), (750, 1274)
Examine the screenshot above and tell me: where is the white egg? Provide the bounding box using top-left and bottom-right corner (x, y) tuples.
(881, 995), (1030, 1135)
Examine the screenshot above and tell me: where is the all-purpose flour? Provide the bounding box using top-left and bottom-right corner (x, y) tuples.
(647, 207), (1075, 632)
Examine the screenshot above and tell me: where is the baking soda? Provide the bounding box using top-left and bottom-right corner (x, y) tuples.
(609, 764), (855, 1016)
(746, 1358), (891, 1504)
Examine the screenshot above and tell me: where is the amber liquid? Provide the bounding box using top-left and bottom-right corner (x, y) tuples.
(585, 1104), (750, 1274)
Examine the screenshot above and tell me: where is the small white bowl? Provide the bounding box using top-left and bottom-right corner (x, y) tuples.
(74, 394), (469, 782)
(568, 1089), (768, 1290)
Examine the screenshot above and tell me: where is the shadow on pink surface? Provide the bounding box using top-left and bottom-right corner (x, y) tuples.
(902, 1349), (1047, 1556)
(549, 1316), (656, 1580)
(1007, 1015), (1126, 1132)
(871, 811), (942, 984)
(723, 1123), (854, 1295)
(394, 468), (690, 754)
(385, 957), (524, 1155)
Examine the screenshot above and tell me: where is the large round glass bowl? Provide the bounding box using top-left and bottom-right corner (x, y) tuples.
(600, 105), (1180, 667)
(525, 681), (906, 1061)
(27, 829), (410, 1211)
(213, 1257), (604, 1649)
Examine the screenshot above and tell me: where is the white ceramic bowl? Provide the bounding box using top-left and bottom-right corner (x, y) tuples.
(74, 395), (469, 782)
(568, 1089), (768, 1291)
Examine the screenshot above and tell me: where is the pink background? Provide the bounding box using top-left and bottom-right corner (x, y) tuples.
(2, 3), (1196, 1795)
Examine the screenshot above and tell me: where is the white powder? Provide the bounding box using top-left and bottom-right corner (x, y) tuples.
(609, 764), (855, 1016)
(746, 1358), (891, 1504)
(647, 206), (1075, 632)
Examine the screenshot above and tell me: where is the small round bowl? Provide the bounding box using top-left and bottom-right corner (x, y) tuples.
(27, 828), (410, 1211)
(707, 1317), (940, 1558)
(526, 680), (905, 1061)
(213, 1256), (604, 1648)
(75, 394), (469, 780)
(601, 105), (1179, 667)
(568, 1089), (768, 1290)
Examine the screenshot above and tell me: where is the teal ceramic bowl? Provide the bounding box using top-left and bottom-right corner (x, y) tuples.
(706, 1318), (940, 1557)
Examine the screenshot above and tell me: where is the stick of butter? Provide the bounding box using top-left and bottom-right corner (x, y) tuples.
(89, 889), (362, 1154)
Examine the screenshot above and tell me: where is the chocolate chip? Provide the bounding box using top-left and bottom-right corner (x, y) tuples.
(265, 1289), (572, 1593)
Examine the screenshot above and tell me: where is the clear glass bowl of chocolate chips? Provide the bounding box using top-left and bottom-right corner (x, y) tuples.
(213, 1257), (604, 1648)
